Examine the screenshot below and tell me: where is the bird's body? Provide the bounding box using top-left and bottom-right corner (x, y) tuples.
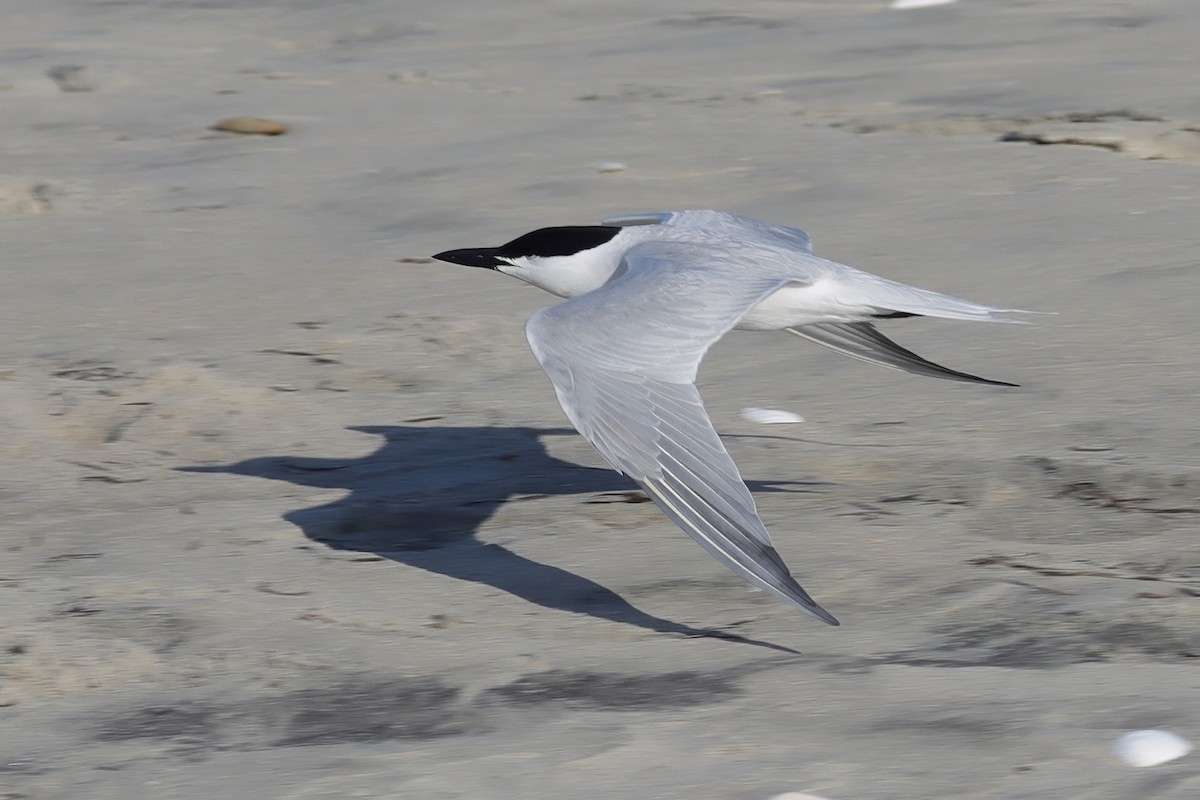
(433, 210), (1031, 626)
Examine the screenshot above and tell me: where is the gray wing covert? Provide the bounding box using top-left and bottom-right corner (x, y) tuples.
(735, 215), (813, 253)
(602, 210), (814, 253)
(524, 241), (838, 625)
(601, 211), (675, 227)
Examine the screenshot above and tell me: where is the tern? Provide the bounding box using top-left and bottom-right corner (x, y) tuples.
(433, 210), (1030, 625)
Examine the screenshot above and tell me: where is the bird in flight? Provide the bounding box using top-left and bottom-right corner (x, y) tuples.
(433, 210), (1030, 625)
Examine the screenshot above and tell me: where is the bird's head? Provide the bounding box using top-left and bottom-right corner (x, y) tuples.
(433, 225), (625, 298)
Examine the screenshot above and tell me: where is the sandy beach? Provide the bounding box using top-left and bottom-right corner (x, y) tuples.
(2, 0), (1199, 797)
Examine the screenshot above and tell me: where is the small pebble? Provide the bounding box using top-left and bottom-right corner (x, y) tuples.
(47, 65), (94, 92)
(213, 117), (289, 136)
(745, 90), (785, 104)
(741, 407), (805, 425)
(592, 161), (627, 174)
(389, 69), (430, 84)
(767, 794), (834, 800)
(1114, 730), (1192, 767)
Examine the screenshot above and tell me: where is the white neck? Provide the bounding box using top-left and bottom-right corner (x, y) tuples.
(495, 230), (635, 298)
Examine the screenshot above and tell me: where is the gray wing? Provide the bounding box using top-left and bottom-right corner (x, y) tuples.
(787, 322), (1018, 387)
(525, 241), (838, 626)
(733, 215), (813, 253)
(601, 211), (675, 227)
(602, 210), (814, 253)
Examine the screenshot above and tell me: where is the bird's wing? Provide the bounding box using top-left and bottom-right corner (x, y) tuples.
(733, 215), (813, 253)
(525, 241), (838, 625)
(786, 322), (1018, 387)
(602, 210), (814, 253)
(601, 211), (675, 227)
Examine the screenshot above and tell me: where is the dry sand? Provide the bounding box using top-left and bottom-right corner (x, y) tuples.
(2, 1), (1199, 797)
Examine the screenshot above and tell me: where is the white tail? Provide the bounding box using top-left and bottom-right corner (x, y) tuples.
(844, 273), (1038, 323)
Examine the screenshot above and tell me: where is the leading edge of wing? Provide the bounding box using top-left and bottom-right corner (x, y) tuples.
(601, 211), (674, 227)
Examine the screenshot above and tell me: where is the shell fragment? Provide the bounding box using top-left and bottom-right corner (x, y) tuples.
(741, 407), (805, 424)
(1113, 730), (1192, 767)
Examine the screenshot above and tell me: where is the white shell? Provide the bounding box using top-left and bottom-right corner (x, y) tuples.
(766, 794), (834, 800)
(890, 0), (959, 9)
(741, 407), (805, 424)
(592, 162), (627, 173)
(1113, 730), (1192, 767)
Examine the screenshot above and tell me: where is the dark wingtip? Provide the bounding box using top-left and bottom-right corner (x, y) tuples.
(811, 605), (841, 626)
(791, 588), (840, 626)
(975, 376), (1020, 388)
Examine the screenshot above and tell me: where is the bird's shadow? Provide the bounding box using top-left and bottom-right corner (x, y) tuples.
(182, 424), (824, 654)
